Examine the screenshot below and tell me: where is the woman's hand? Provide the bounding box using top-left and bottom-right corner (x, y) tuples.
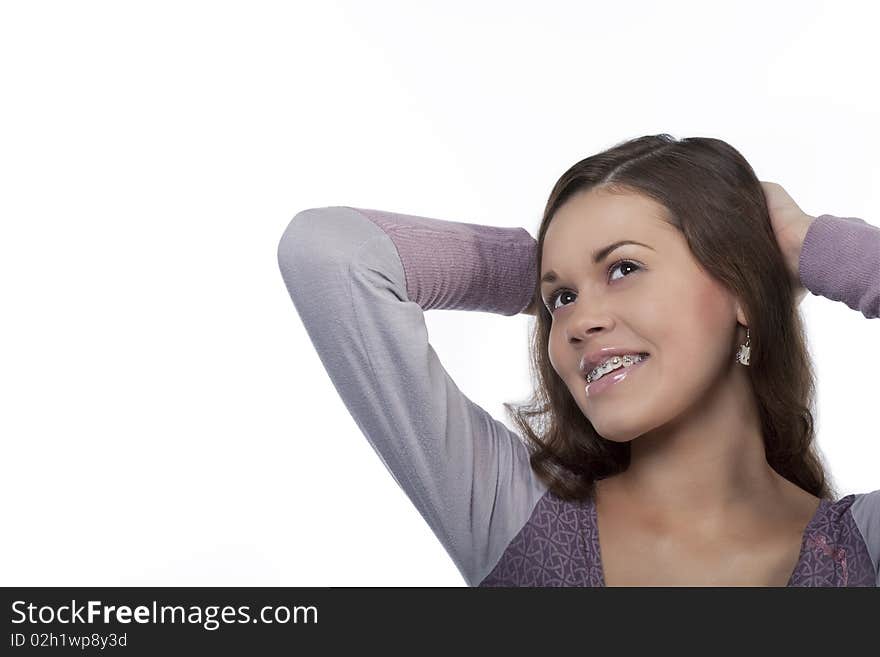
(760, 181), (815, 305)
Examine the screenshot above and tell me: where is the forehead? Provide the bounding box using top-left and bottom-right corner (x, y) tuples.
(542, 189), (672, 262)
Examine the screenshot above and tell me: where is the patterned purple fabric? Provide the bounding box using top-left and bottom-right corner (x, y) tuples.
(478, 489), (605, 586)
(480, 490), (876, 587)
(788, 495), (876, 586)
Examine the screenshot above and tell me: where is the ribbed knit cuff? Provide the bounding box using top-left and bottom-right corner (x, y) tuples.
(346, 207), (538, 315)
(799, 213), (880, 318)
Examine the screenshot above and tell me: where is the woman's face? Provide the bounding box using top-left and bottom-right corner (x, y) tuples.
(540, 187), (747, 443)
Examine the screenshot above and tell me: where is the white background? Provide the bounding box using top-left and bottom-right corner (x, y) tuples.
(1, 0), (877, 586)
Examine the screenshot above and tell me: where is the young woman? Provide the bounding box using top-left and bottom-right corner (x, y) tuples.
(277, 134), (879, 586)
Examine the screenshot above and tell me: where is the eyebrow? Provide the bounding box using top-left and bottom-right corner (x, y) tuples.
(540, 240), (655, 285)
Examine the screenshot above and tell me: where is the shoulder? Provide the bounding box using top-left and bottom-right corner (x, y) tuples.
(824, 491), (880, 586)
(850, 488), (880, 509)
(850, 489), (880, 539)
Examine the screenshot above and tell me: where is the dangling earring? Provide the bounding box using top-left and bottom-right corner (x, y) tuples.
(736, 327), (751, 366)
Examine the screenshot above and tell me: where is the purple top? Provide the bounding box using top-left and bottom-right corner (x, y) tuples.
(278, 208), (880, 586)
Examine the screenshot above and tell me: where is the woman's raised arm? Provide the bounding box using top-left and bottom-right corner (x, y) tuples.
(277, 206), (549, 585)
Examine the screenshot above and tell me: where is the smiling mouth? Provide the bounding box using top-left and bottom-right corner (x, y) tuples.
(583, 354), (651, 400)
(584, 353), (650, 383)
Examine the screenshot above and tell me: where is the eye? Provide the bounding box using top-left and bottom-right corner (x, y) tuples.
(544, 259), (642, 313)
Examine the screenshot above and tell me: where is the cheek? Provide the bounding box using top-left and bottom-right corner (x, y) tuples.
(673, 280), (734, 364)
(547, 339), (563, 378)
(637, 276), (730, 368)
(694, 278), (734, 333)
(548, 335), (578, 389)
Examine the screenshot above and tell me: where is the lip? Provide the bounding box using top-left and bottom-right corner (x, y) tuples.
(584, 355), (650, 399)
(580, 348), (650, 378)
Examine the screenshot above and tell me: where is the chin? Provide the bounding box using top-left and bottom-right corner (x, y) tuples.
(582, 395), (666, 444)
(593, 426), (643, 444)
(581, 407), (647, 443)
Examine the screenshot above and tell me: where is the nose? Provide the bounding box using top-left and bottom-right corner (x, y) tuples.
(566, 305), (615, 344)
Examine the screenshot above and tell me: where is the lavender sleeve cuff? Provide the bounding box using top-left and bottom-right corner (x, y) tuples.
(799, 214), (880, 319)
(345, 207), (537, 316)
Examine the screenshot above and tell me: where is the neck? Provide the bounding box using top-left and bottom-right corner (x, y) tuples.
(604, 361), (787, 532)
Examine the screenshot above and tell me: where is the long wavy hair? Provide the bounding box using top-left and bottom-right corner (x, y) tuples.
(503, 134), (837, 503)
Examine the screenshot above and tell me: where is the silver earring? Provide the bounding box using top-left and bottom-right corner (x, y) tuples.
(736, 327), (751, 366)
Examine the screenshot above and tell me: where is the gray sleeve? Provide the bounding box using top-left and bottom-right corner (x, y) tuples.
(276, 206), (549, 585)
(850, 489), (880, 587)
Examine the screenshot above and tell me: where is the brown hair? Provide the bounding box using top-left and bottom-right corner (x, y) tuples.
(503, 134), (837, 502)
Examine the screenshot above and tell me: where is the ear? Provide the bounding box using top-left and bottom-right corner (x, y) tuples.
(734, 301), (748, 328)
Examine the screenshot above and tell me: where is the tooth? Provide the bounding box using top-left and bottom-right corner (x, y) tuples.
(588, 354), (645, 382)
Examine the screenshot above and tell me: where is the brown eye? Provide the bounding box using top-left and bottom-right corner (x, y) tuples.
(609, 259), (640, 282)
(545, 259), (642, 313)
